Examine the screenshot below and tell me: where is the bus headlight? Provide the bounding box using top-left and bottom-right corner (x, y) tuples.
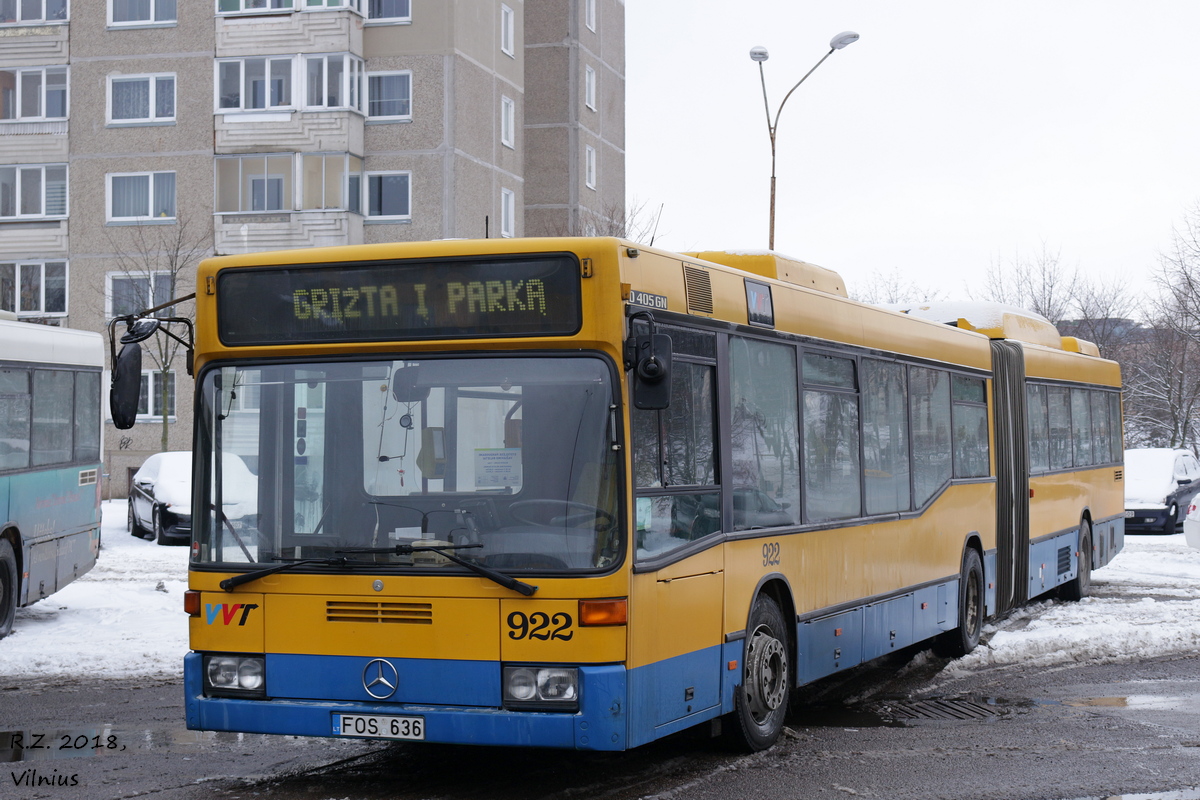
(203, 654), (266, 698)
(502, 666), (578, 711)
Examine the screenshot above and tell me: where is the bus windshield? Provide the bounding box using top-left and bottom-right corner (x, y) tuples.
(195, 355), (622, 574)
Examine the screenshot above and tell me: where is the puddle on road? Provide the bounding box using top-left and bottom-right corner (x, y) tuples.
(1063, 695), (1189, 711)
(792, 695), (1062, 728)
(1063, 789), (1200, 800)
(0, 727), (337, 763)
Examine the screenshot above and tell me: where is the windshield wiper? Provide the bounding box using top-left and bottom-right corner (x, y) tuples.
(220, 557), (354, 592)
(336, 543), (538, 597)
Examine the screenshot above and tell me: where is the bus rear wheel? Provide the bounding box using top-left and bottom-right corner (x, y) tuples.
(933, 548), (984, 658)
(727, 594), (790, 752)
(1059, 522), (1092, 602)
(0, 539), (17, 639)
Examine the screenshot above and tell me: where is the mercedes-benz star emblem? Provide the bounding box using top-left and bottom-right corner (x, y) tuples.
(362, 658), (399, 699)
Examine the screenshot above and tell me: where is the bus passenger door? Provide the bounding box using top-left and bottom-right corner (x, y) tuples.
(628, 548), (725, 746)
(990, 340), (1029, 614)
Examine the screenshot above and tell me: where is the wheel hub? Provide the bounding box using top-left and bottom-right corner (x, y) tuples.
(745, 628), (787, 720)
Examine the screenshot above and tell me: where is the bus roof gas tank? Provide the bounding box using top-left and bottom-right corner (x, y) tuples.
(683, 250), (848, 297)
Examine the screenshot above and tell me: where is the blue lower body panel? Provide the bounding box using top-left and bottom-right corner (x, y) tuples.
(184, 653), (627, 750)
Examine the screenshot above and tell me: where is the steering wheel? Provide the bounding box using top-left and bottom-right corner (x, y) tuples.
(508, 499), (616, 529)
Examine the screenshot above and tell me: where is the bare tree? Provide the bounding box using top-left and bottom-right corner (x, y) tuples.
(972, 243), (1078, 324)
(1121, 314), (1200, 449)
(538, 198), (664, 244)
(106, 218), (211, 452)
(850, 268), (948, 305)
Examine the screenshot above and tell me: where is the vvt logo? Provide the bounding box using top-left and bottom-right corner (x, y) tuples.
(205, 603), (259, 626)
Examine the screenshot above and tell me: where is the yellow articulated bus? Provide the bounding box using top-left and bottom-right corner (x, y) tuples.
(107, 237), (1124, 751)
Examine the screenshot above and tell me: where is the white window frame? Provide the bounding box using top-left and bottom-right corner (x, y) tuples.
(584, 145), (596, 190)
(107, 73), (175, 124)
(365, 0), (408, 22)
(0, 0), (67, 25)
(500, 187), (514, 238)
(0, 163), (67, 220)
(0, 260), (68, 318)
(500, 3), (514, 57)
(584, 65), (596, 110)
(215, 56), (295, 112)
(364, 171), (411, 221)
(304, 53), (364, 112)
(138, 369), (176, 423)
(367, 70), (412, 120)
(109, 0), (176, 26)
(106, 269), (174, 318)
(584, 0), (595, 32)
(106, 171), (176, 222)
(303, 0), (361, 11)
(500, 95), (515, 149)
(216, 0), (292, 15)
(0, 66), (67, 121)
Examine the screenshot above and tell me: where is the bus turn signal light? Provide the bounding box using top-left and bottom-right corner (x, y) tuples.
(184, 590), (201, 617)
(579, 598), (627, 626)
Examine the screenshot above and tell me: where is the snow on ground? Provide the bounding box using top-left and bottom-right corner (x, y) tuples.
(2, 502), (1199, 683)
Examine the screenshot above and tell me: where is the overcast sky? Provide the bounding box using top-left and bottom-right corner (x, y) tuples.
(624, 1), (1200, 302)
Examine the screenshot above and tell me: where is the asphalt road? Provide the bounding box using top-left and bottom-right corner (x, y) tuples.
(5, 650), (1200, 800)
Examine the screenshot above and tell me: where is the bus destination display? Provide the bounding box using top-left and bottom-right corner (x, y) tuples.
(217, 255), (582, 345)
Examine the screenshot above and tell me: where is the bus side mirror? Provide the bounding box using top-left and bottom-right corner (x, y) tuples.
(110, 342), (142, 430)
(392, 368), (430, 403)
(628, 333), (672, 410)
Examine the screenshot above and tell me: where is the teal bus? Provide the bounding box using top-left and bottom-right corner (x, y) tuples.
(0, 317), (104, 639)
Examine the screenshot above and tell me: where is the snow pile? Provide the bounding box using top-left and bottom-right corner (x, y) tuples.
(0, 501), (189, 681)
(3, 502), (1200, 684)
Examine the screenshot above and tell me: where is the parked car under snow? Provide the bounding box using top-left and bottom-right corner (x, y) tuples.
(128, 451), (257, 545)
(1124, 447), (1200, 535)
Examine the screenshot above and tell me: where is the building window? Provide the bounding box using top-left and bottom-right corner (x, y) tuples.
(0, 261), (67, 318)
(0, 0), (67, 24)
(584, 0), (594, 32)
(305, 54), (363, 111)
(107, 270), (174, 318)
(500, 95), (515, 148)
(217, 0), (292, 13)
(500, 4), (514, 57)
(367, 71), (411, 119)
(304, 0), (360, 9)
(0, 164), (67, 219)
(584, 65), (596, 110)
(138, 369), (176, 422)
(0, 67), (67, 121)
(300, 153), (360, 211)
(108, 74), (174, 124)
(217, 57), (293, 111)
(500, 187), (514, 237)
(365, 172), (410, 220)
(584, 145), (596, 189)
(108, 172), (176, 221)
(367, 0), (408, 21)
(110, 0), (175, 25)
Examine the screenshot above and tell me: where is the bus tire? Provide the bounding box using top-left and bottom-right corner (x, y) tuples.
(0, 539), (17, 639)
(933, 548), (984, 658)
(727, 594), (790, 752)
(1059, 522), (1092, 602)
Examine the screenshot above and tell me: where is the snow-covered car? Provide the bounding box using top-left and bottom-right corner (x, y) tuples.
(1184, 501), (1200, 549)
(128, 451), (257, 545)
(1124, 447), (1200, 535)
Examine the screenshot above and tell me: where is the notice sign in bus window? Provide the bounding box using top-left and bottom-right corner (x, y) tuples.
(216, 254), (582, 345)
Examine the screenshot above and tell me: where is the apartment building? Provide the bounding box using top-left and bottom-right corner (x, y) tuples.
(0, 0), (624, 498)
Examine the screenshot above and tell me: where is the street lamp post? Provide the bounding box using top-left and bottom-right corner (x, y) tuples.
(751, 31), (859, 251)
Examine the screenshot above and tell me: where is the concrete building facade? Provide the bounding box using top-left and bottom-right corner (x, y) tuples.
(0, 0), (624, 499)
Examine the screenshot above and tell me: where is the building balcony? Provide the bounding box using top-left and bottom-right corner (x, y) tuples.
(214, 209), (362, 255)
(216, 8), (362, 57)
(215, 110), (363, 156)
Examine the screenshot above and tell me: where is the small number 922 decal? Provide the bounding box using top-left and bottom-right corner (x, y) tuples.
(507, 611), (574, 641)
(762, 541), (781, 566)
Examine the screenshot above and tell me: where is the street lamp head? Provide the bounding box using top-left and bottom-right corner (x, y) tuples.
(749, 46), (769, 63)
(829, 31), (860, 50)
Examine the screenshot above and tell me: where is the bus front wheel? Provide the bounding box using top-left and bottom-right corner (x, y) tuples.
(727, 594), (790, 752)
(0, 539), (17, 639)
(933, 548), (984, 658)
